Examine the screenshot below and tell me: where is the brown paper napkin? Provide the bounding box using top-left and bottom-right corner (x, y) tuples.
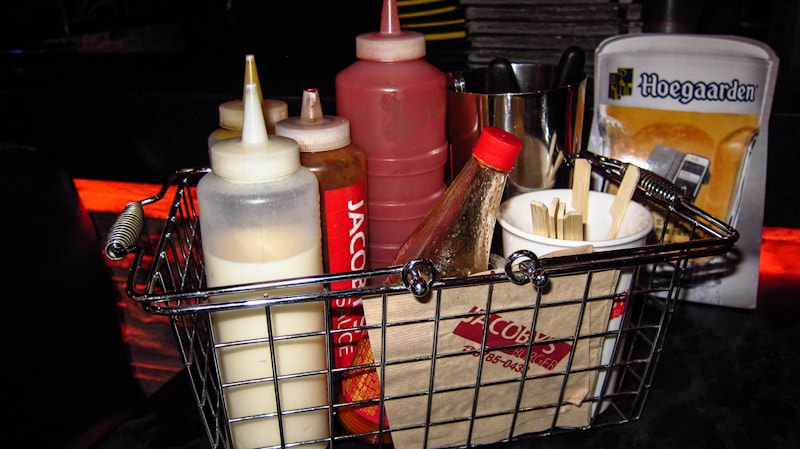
(361, 245), (619, 448)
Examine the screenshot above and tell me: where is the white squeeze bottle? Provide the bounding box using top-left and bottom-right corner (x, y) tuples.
(197, 82), (328, 449)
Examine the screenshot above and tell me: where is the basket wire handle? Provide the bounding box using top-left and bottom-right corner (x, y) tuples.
(570, 150), (693, 206)
(104, 168), (208, 261)
(105, 202), (145, 260)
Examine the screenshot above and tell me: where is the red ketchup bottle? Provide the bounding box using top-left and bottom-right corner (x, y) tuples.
(335, 0), (448, 270)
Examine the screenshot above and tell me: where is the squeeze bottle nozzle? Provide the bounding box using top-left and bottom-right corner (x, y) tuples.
(242, 54), (264, 104)
(356, 0), (425, 61)
(211, 83), (299, 181)
(275, 88), (351, 152)
(380, 0), (401, 34)
(241, 82), (268, 146)
(217, 54), (288, 134)
(300, 88), (324, 123)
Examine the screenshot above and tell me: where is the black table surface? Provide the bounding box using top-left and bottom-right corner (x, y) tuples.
(98, 276), (800, 449)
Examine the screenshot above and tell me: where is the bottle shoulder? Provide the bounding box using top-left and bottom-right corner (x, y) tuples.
(300, 145), (367, 190)
(336, 59), (446, 85)
(198, 168), (319, 196)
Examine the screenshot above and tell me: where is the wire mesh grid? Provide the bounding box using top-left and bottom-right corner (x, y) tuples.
(106, 154), (737, 449)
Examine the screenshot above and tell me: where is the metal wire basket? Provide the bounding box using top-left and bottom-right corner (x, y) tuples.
(105, 152), (737, 449)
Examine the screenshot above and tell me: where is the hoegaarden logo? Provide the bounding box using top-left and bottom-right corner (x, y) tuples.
(608, 68), (757, 104)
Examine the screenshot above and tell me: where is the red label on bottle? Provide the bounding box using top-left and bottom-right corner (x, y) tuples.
(324, 181), (368, 368)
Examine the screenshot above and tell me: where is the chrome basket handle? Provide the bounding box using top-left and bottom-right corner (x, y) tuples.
(105, 201), (145, 260)
(104, 167), (209, 261)
(577, 151), (692, 205)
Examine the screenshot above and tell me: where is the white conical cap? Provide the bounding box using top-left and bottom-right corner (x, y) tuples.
(274, 88), (351, 153)
(241, 54), (262, 101)
(210, 83), (300, 181)
(355, 0), (425, 62)
(218, 54), (288, 132)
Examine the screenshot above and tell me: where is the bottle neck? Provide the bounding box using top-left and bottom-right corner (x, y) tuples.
(391, 154), (510, 279)
(454, 154), (510, 188)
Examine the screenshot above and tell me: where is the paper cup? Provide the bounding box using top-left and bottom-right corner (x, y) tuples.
(497, 189), (653, 257)
(497, 188), (654, 414)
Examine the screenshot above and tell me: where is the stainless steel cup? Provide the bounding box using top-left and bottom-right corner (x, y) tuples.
(446, 63), (586, 196)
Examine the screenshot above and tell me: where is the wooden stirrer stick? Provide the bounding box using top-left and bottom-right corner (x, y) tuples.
(548, 196), (560, 239)
(571, 158), (591, 225)
(607, 165), (640, 240)
(564, 210), (583, 240)
(530, 200), (549, 237)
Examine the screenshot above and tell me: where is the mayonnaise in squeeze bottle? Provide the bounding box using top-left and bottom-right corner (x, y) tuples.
(197, 82), (327, 449)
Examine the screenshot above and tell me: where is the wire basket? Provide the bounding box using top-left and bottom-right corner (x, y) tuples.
(105, 153), (737, 449)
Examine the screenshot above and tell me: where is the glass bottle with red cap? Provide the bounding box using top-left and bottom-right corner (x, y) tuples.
(338, 126), (523, 445)
(391, 125), (524, 280)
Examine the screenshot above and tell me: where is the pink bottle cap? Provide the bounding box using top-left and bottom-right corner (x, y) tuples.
(355, 0), (426, 62)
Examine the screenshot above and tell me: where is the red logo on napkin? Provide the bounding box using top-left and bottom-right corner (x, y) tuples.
(453, 307), (573, 371)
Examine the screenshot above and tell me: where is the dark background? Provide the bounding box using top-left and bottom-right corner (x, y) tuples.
(1, 0), (798, 227)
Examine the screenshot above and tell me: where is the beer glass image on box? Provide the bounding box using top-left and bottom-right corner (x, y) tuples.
(587, 33), (779, 310)
(589, 35), (773, 230)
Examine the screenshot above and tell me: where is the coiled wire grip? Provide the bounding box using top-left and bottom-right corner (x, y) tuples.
(105, 202), (145, 261)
